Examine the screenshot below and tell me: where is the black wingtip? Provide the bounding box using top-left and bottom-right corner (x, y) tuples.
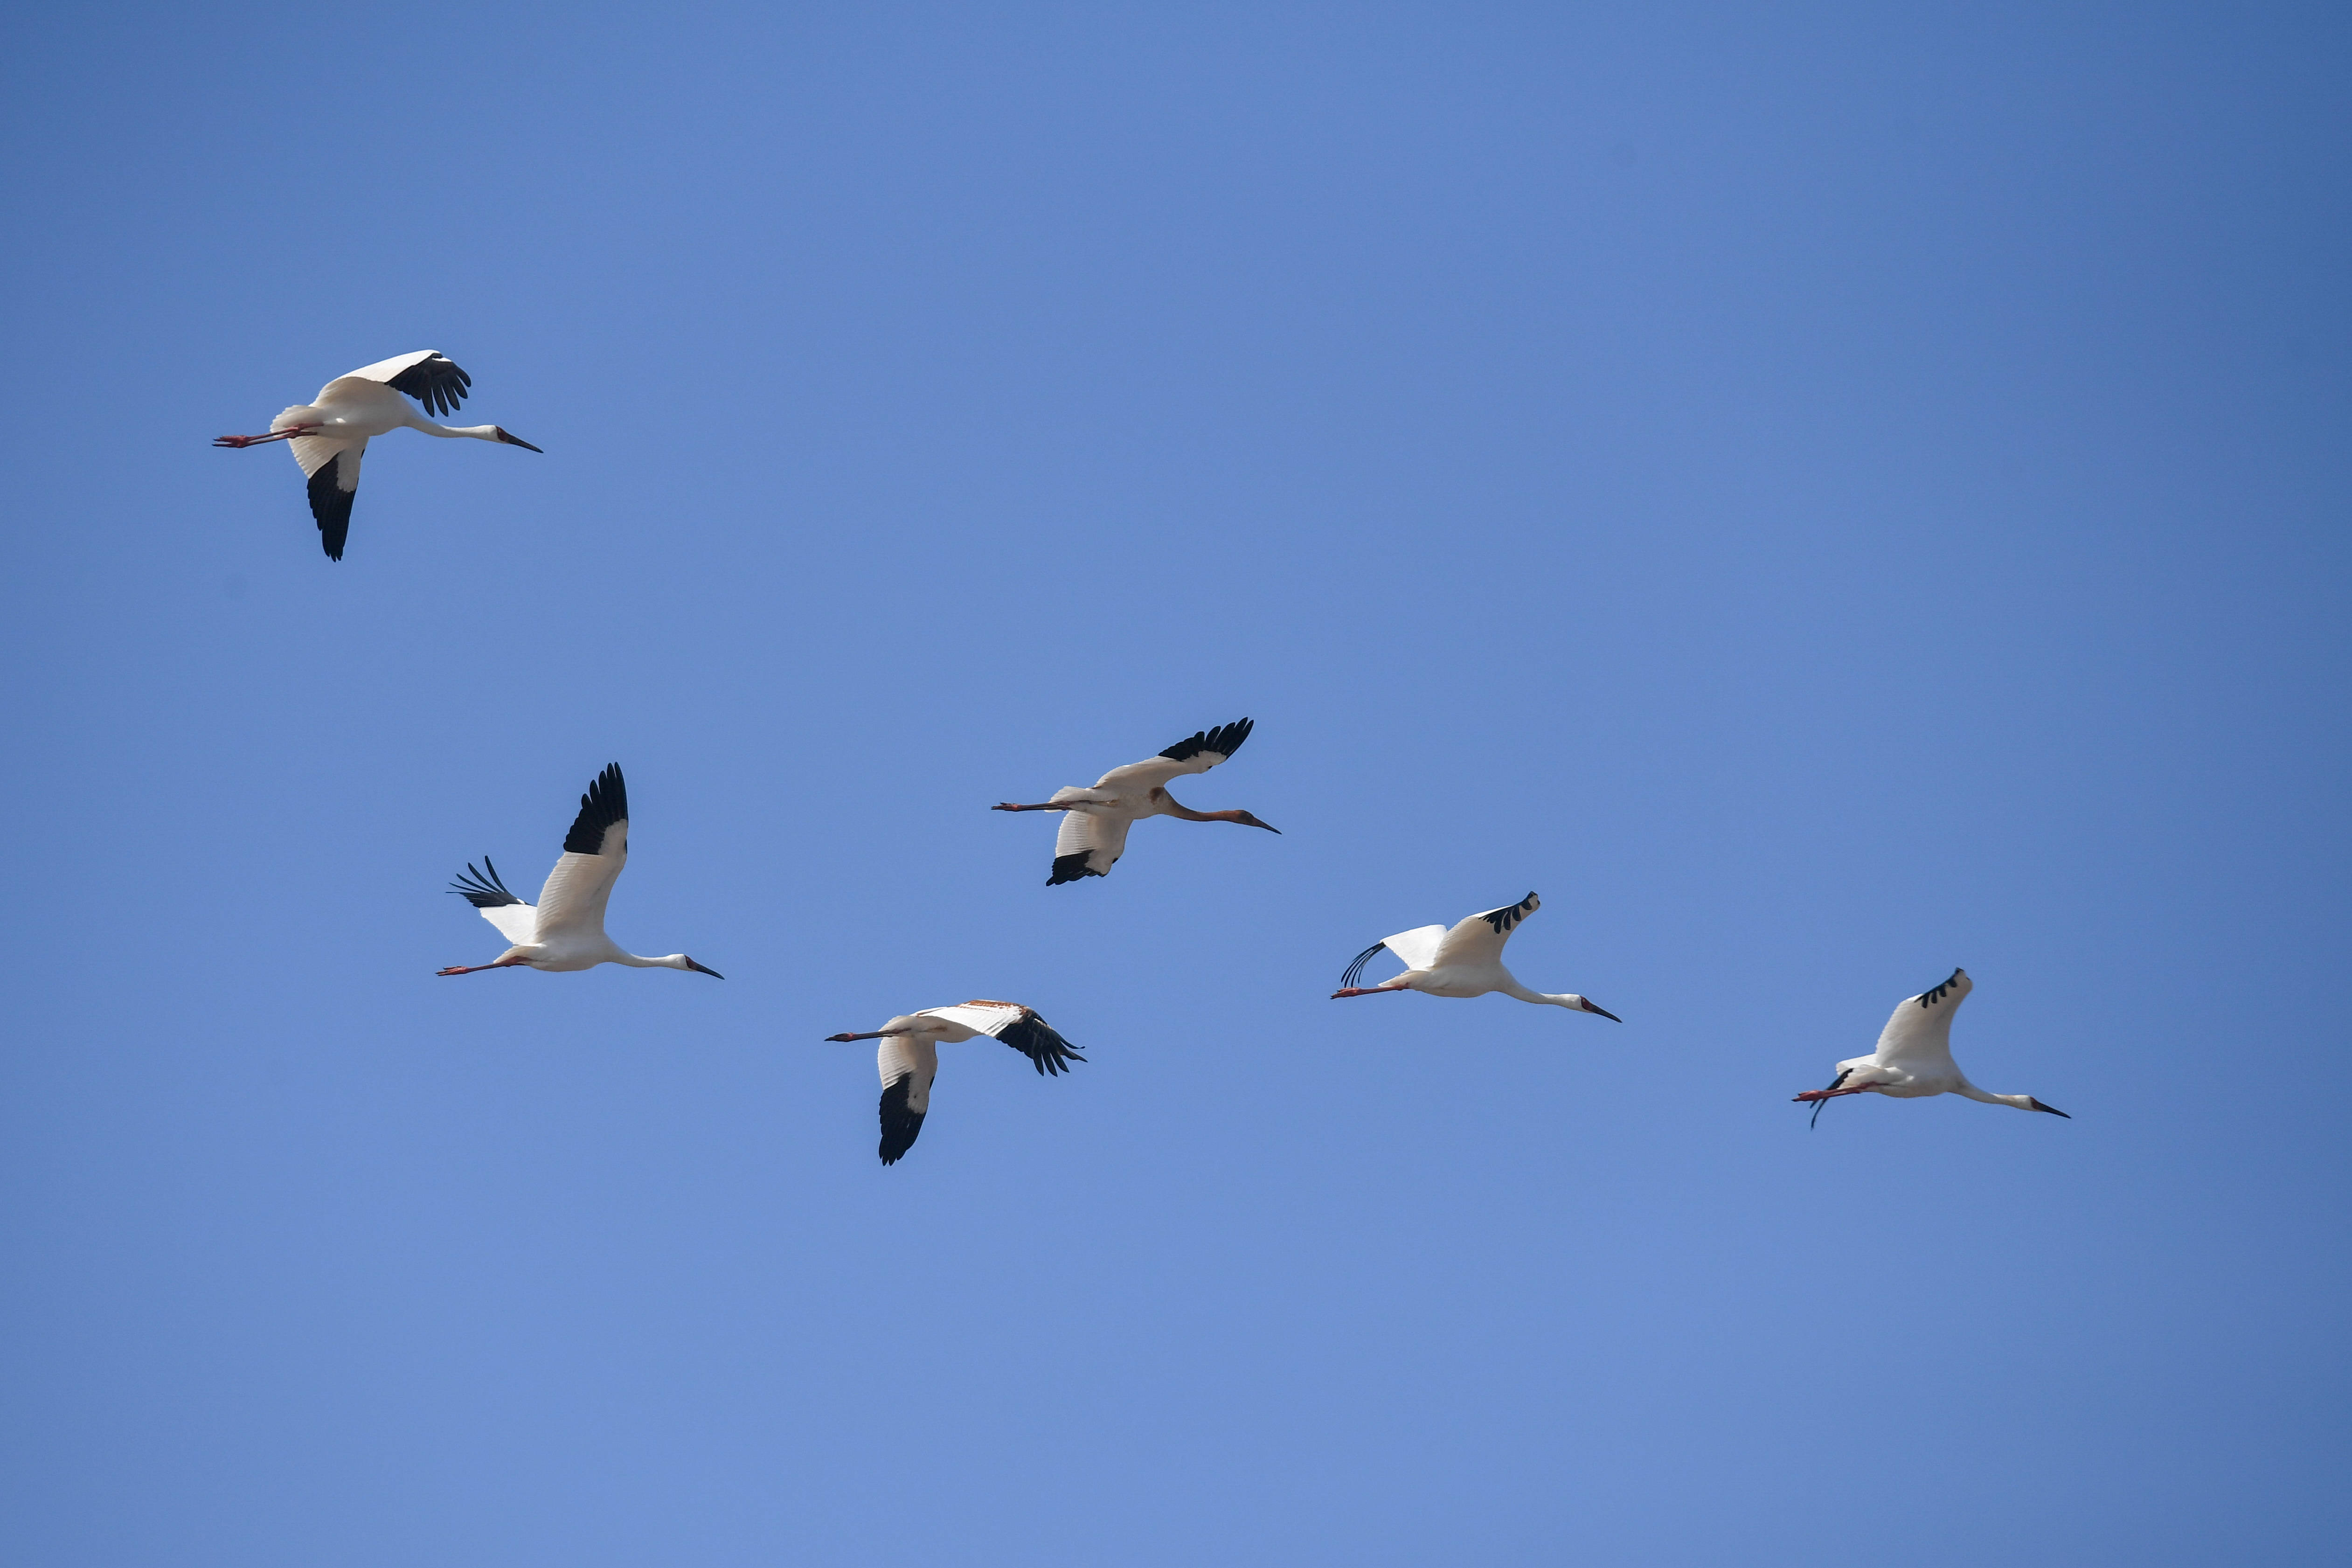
(448, 855), (522, 907)
(562, 763), (628, 855)
(1159, 717), (1254, 764)
(878, 1074), (925, 1165)
(306, 452), (355, 561)
(1047, 851), (1104, 886)
(384, 353), (473, 417)
(1340, 940), (1387, 990)
(1918, 968), (1965, 1007)
(1478, 892), (1539, 936)
(1000, 1012), (1087, 1076)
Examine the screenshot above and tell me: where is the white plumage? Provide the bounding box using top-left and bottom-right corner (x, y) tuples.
(994, 719), (1278, 884)
(1332, 892), (1620, 1019)
(1793, 969), (2068, 1124)
(825, 1001), (1085, 1164)
(437, 763), (722, 980)
(215, 350), (540, 560)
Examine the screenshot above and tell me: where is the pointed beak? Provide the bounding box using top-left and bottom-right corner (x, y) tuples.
(1581, 999), (1622, 1022)
(1254, 819), (1281, 833)
(686, 958), (723, 978)
(2030, 1098), (2071, 1117)
(826, 1031), (882, 1041)
(495, 428), (543, 451)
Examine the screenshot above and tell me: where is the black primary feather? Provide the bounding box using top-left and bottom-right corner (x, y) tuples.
(449, 857), (522, 908)
(1159, 718), (1253, 764)
(1047, 851), (1103, 886)
(878, 1073), (926, 1165)
(1340, 941), (1388, 990)
(562, 763), (628, 855)
(307, 452), (356, 561)
(995, 1011), (1085, 1076)
(1916, 969), (1963, 1008)
(384, 354), (472, 417)
(1478, 893), (1539, 936)
(1809, 1068), (1852, 1130)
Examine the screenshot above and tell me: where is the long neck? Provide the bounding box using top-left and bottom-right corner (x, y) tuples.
(1957, 1085), (2031, 1110)
(1157, 793), (1243, 825)
(615, 952), (685, 969)
(1498, 978), (1568, 1006)
(407, 411), (501, 441)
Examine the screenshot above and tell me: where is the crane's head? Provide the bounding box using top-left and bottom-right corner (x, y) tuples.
(665, 955), (723, 978)
(493, 427), (543, 451)
(1217, 809), (1281, 833)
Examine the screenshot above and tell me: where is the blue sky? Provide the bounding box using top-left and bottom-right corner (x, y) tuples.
(2, 4), (2346, 1563)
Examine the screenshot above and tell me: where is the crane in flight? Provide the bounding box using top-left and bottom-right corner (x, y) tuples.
(1331, 892), (1620, 1020)
(215, 350), (540, 560)
(994, 719), (1277, 885)
(1793, 969), (2068, 1126)
(437, 763), (722, 981)
(825, 1001), (1085, 1164)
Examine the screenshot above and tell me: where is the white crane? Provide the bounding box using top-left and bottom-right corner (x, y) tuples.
(214, 351), (541, 560)
(824, 1001), (1085, 1165)
(1793, 969), (2068, 1125)
(1330, 892), (1621, 1019)
(437, 763), (722, 980)
(993, 719), (1277, 884)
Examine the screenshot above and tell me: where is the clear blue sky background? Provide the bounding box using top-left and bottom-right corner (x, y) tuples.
(3, 4), (2346, 1563)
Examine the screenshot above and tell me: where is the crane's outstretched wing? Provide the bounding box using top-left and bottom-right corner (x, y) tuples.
(1086, 717), (1256, 793)
(1050, 808), (1131, 885)
(921, 1001), (1087, 1076)
(533, 763), (630, 938)
(1428, 892), (1540, 969)
(282, 430), (365, 560)
(1871, 968), (1971, 1068)
(876, 1034), (937, 1166)
(1156, 718), (1253, 770)
(449, 856), (536, 944)
(332, 350), (473, 416)
(1339, 923), (1449, 987)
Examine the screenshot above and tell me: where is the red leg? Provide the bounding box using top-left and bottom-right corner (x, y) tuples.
(1330, 986), (1408, 999)
(214, 424), (319, 448)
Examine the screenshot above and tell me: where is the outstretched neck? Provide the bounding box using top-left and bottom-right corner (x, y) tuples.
(616, 952), (691, 970)
(1156, 793), (1253, 826)
(411, 417), (504, 441)
(1500, 979), (1611, 1016)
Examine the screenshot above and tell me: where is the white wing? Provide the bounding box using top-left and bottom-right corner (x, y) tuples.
(322, 351), (474, 416)
(877, 1030), (938, 1099)
(919, 1000), (1029, 1035)
(1087, 718), (1256, 791)
(877, 1028), (938, 1166)
(532, 764), (630, 939)
(1050, 809), (1131, 883)
(269, 405), (368, 560)
(1380, 924), (1448, 971)
(918, 1001), (1085, 1075)
(448, 859), (537, 944)
(1429, 892), (1540, 969)
(1338, 922), (1448, 987)
(1872, 969), (1971, 1068)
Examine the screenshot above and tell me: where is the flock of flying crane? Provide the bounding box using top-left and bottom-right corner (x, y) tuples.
(218, 351), (2072, 1164)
